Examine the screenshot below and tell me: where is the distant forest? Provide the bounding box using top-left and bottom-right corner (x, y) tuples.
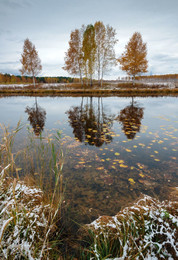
(0, 72), (178, 84)
(0, 73), (75, 84)
(136, 74), (178, 81)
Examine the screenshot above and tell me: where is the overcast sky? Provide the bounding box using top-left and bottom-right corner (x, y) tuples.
(0, 0), (178, 79)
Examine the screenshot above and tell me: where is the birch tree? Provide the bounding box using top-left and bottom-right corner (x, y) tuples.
(20, 38), (42, 87)
(118, 32), (148, 81)
(64, 22), (118, 86)
(94, 21), (106, 83)
(94, 22), (118, 86)
(63, 28), (84, 84)
(82, 24), (96, 86)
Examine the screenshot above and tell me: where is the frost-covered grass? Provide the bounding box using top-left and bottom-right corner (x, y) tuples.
(0, 82), (178, 97)
(0, 124), (65, 259)
(83, 194), (178, 260)
(0, 165), (64, 259)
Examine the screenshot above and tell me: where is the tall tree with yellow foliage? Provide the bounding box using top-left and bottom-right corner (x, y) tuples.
(82, 24), (96, 86)
(94, 21), (117, 86)
(63, 28), (84, 84)
(118, 32), (148, 81)
(20, 38), (42, 87)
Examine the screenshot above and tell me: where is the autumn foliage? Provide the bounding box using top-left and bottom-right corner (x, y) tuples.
(118, 32), (148, 80)
(63, 21), (118, 86)
(20, 38), (42, 87)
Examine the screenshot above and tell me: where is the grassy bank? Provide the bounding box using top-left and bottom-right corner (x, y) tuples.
(0, 82), (178, 97)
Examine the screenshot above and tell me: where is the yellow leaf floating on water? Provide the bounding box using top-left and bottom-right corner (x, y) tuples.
(125, 149), (132, 152)
(79, 161), (85, 164)
(128, 178), (135, 184)
(172, 149), (177, 151)
(112, 166), (116, 169)
(130, 166), (134, 170)
(120, 164), (128, 168)
(115, 152), (120, 156)
(139, 173), (144, 177)
(154, 151), (159, 154)
(96, 167), (104, 170)
(101, 159), (105, 162)
(154, 159), (160, 161)
(133, 145), (137, 148)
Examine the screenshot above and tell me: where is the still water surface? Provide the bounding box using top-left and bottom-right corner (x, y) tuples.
(0, 96), (177, 223)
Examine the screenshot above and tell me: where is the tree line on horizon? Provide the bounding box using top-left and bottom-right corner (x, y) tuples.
(1, 72), (178, 85)
(0, 73), (74, 84)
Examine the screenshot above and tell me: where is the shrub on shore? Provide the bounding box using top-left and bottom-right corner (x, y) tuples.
(82, 194), (178, 259)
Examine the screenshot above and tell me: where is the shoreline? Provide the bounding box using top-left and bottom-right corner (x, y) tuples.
(0, 86), (178, 97)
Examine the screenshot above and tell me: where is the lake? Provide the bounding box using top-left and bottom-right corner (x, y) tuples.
(0, 95), (177, 224)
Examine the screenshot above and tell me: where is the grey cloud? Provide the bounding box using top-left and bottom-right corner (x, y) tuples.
(0, 0), (178, 78)
(0, 61), (19, 65)
(0, 0), (31, 9)
(151, 54), (178, 64)
(0, 29), (11, 36)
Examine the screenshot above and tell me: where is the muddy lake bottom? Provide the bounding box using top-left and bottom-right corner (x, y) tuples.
(0, 95), (177, 226)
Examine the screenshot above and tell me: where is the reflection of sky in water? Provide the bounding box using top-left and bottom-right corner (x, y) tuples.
(0, 96), (177, 129)
(0, 96), (177, 221)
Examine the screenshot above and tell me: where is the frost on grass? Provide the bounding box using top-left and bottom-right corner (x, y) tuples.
(86, 194), (178, 260)
(0, 167), (52, 259)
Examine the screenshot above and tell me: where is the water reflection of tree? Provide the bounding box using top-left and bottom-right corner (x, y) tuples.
(67, 97), (114, 147)
(25, 97), (46, 136)
(117, 98), (144, 140)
